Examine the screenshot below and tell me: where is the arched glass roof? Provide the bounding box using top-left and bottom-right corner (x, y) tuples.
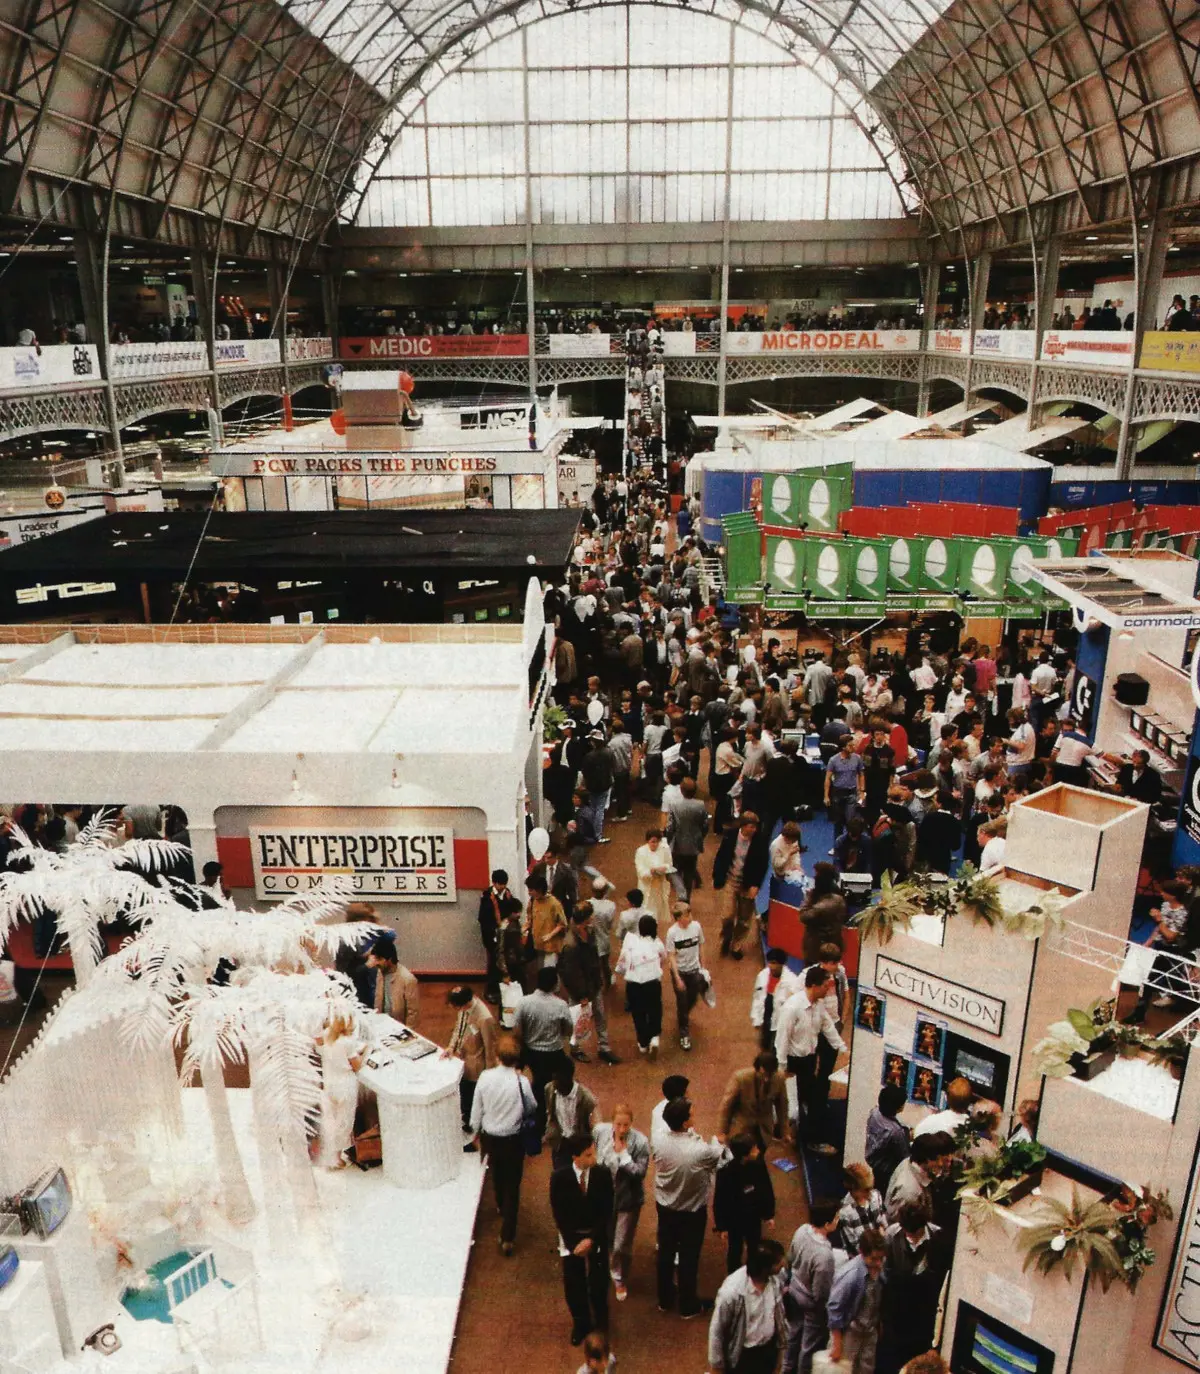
(348, 9), (908, 228)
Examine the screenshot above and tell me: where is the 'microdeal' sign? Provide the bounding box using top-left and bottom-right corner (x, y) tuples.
(873, 955), (1005, 1035)
(1158, 1152), (1200, 1367)
(249, 826), (456, 901)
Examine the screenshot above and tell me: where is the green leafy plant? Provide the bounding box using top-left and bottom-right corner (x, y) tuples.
(1001, 889), (1067, 940)
(951, 863), (1005, 927)
(1019, 1188), (1126, 1291)
(1144, 1032), (1191, 1075)
(854, 871), (923, 945)
(1111, 1187), (1173, 1290)
(959, 1138), (1048, 1201)
(542, 703), (569, 743)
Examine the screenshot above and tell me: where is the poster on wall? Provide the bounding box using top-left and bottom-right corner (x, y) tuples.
(882, 1049), (912, 1092)
(854, 987), (886, 1036)
(913, 1017), (947, 1065)
(248, 826), (457, 901)
(908, 1061), (941, 1108)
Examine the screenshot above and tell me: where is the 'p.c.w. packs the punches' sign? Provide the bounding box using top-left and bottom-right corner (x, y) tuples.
(249, 827), (456, 901)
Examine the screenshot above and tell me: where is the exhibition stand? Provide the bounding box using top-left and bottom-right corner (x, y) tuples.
(0, 583), (552, 973)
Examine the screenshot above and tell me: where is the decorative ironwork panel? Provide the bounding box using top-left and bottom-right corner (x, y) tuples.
(217, 367), (286, 410)
(113, 376), (212, 428)
(1033, 363), (1129, 414)
(1133, 374), (1200, 424)
(725, 354), (918, 386)
(922, 355), (970, 389)
(287, 363), (329, 394)
(663, 357), (720, 386)
(538, 357), (623, 386)
(969, 358), (1033, 401)
(0, 385), (108, 443)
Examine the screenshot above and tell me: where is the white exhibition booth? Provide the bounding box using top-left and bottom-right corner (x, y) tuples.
(0, 579), (551, 973)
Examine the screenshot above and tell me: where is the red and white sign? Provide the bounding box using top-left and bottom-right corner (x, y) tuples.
(932, 330), (970, 354)
(724, 330), (918, 354)
(286, 337), (334, 362)
(1041, 331), (1133, 368)
(339, 335), (529, 360)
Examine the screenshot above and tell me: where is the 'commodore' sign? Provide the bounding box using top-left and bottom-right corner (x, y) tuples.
(249, 826), (456, 901)
(874, 955), (1005, 1035)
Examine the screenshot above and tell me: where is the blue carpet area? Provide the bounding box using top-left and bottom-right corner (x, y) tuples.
(800, 1099), (848, 1207)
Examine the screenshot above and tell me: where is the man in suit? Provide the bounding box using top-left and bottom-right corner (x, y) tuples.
(1112, 749), (1163, 805)
(550, 1133), (614, 1345)
(366, 938), (420, 1027)
(716, 1051), (789, 1149)
(535, 846), (579, 913)
(477, 870), (522, 1004)
(445, 985), (498, 1138)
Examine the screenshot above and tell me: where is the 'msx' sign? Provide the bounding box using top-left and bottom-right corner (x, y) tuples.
(874, 955), (1005, 1036)
(249, 827), (456, 901)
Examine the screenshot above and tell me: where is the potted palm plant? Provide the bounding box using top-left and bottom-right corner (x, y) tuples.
(854, 872), (924, 945)
(1019, 1187), (1126, 1292)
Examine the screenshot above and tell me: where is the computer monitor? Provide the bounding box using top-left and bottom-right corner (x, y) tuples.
(18, 1167), (72, 1239)
(942, 1032), (1010, 1109)
(951, 1302), (1055, 1374)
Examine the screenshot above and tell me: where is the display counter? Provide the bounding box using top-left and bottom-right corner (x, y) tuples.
(357, 1013), (463, 1191)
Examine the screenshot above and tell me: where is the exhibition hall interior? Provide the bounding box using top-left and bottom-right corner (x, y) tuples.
(8, 1), (1200, 1373)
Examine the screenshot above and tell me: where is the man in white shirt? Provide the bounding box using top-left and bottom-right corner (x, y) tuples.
(707, 1238), (787, 1372)
(1002, 707), (1036, 779)
(912, 1075), (974, 1138)
(470, 1036), (535, 1254)
(979, 819), (1007, 873)
(775, 967), (847, 1155)
(651, 1073), (690, 1147)
(751, 948), (799, 1053)
(1029, 652), (1058, 728)
(1051, 727), (1099, 787)
(665, 906), (706, 1051)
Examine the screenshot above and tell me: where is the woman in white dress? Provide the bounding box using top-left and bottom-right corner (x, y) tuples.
(634, 828), (674, 927)
(316, 1011), (365, 1168)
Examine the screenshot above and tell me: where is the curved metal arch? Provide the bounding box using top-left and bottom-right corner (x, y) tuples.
(302, 0), (971, 248)
(345, 0), (919, 227)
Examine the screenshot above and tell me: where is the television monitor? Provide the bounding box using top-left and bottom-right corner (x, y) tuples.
(19, 1167), (72, 1239)
(951, 1302), (1055, 1374)
(942, 1032), (1010, 1109)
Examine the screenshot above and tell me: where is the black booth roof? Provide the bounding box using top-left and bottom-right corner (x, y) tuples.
(0, 510), (582, 579)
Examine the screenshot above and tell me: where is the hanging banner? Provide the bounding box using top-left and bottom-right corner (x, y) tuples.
(886, 536), (926, 594)
(972, 330), (1037, 360)
(919, 537), (959, 593)
(848, 539), (889, 601)
(109, 341), (207, 379)
(764, 534), (805, 595)
(249, 826), (456, 901)
(1040, 331), (1133, 367)
(285, 337), (334, 361)
(546, 334), (610, 357)
(0, 343), (100, 392)
(722, 329), (919, 354)
(804, 538), (851, 601)
(339, 335), (529, 360)
(957, 539), (1013, 602)
(763, 468), (852, 531)
(215, 339), (282, 368)
(931, 330), (970, 355)
(1140, 332), (1200, 375)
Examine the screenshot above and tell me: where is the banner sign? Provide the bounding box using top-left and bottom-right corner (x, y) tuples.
(249, 825), (456, 901)
(0, 343), (100, 392)
(765, 535), (804, 595)
(286, 336), (334, 362)
(339, 334), (528, 360)
(931, 330), (970, 355)
(723, 329), (919, 354)
(763, 468), (853, 531)
(662, 333), (699, 356)
(1040, 331), (1133, 367)
(848, 539), (889, 601)
(973, 330), (1037, 360)
(460, 404), (529, 431)
(887, 536), (926, 593)
(215, 338), (281, 368)
(110, 340), (208, 379)
(211, 451), (542, 478)
(920, 537), (959, 593)
(0, 507), (105, 551)
(1141, 332), (1200, 375)
(1157, 1126), (1200, 1366)
(957, 539), (1013, 601)
(874, 955), (1005, 1035)
(546, 334), (610, 357)
(804, 538), (851, 601)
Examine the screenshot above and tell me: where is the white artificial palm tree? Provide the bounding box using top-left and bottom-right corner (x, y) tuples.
(0, 809), (187, 986)
(93, 877), (380, 1228)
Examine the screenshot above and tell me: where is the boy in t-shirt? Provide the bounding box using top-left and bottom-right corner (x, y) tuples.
(665, 904), (706, 1051)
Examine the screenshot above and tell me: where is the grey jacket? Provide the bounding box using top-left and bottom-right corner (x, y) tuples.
(665, 797), (710, 858)
(708, 1268), (786, 1371)
(785, 1224), (835, 1312)
(593, 1122), (650, 1212)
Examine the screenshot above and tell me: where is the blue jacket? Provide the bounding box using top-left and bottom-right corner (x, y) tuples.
(827, 1255), (884, 1331)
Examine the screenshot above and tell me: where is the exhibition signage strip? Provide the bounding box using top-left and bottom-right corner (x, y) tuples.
(873, 955), (1005, 1035)
(109, 341), (207, 379)
(339, 335), (529, 359)
(211, 451), (545, 478)
(760, 467), (853, 531)
(285, 337), (334, 362)
(215, 338), (282, 368)
(1156, 1145), (1200, 1368)
(722, 329), (919, 354)
(1140, 332), (1200, 374)
(1040, 331), (1133, 367)
(972, 330), (1037, 360)
(249, 826), (456, 901)
(0, 343), (100, 392)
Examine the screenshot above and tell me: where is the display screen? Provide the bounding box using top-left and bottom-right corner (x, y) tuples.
(951, 1303), (1054, 1374)
(953, 1046), (997, 1091)
(23, 1168), (71, 1238)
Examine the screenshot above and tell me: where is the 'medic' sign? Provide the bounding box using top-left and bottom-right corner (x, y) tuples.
(249, 826), (455, 901)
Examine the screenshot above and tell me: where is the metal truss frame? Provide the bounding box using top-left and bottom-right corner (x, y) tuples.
(1047, 918), (1200, 1042)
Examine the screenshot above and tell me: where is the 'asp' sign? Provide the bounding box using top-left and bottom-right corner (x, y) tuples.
(249, 826), (456, 901)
